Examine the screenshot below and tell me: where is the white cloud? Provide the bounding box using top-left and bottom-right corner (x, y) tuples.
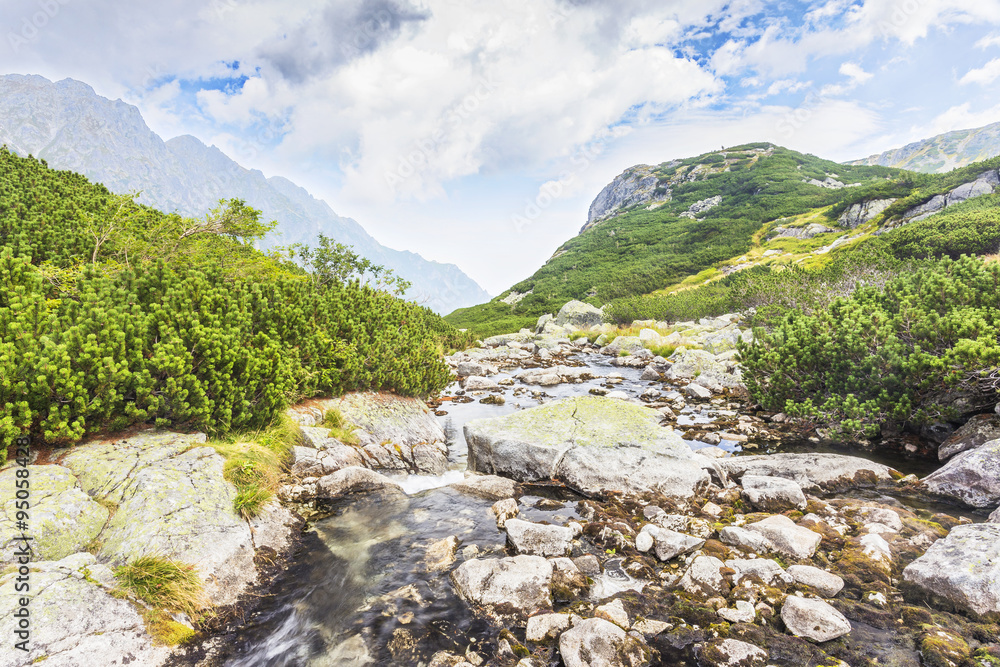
(926, 102), (1000, 134)
(7, 0), (1000, 292)
(959, 58), (1000, 85)
(840, 62), (873, 84)
(977, 33), (1000, 48)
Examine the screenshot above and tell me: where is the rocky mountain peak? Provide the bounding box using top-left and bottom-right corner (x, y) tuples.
(0, 74), (490, 314)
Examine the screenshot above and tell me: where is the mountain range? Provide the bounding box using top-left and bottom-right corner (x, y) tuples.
(0, 74), (490, 314)
(849, 121), (1000, 173)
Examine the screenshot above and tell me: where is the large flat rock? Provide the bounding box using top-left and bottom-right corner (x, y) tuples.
(0, 553), (170, 667)
(63, 432), (255, 607)
(559, 617), (649, 667)
(288, 392), (448, 474)
(0, 465), (108, 563)
(903, 523), (1000, 619)
(464, 396), (710, 498)
(920, 439), (1000, 508)
(451, 555), (553, 621)
(717, 453), (896, 493)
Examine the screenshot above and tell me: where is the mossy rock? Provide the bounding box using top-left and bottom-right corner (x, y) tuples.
(0, 465), (109, 562)
(919, 628), (970, 667)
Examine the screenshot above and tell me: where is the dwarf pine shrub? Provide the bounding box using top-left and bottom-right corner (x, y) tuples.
(0, 148), (460, 459)
(740, 255), (1000, 438)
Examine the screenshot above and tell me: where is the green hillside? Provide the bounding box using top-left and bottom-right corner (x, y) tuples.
(446, 144), (901, 336)
(0, 147), (466, 459)
(448, 144), (1000, 338)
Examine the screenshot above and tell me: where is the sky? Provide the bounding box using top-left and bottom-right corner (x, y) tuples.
(5, 0), (1000, 296)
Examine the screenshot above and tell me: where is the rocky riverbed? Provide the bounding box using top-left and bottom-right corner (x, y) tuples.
(2, 301), (999, 666)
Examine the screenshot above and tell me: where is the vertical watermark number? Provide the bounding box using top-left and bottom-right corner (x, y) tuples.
(11, 435), (32, 653)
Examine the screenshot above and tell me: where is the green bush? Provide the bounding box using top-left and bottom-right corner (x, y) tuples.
(739, 255), (1000, 438)
(0, 148), (459, 459)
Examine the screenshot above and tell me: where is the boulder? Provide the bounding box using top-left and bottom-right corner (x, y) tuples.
(316, 467), (405, 498)
(0, 465), (108, 563)
(683, 383), (713, 400)
(0, 553), (170, 667)
(726, 558), (792, 586)
(555, 300), (604, 329)
(452, 474), (519, 500)
(505, 519), (574, 557)
(604, 336), (645, 356)
(745, 515), (821, 559)
(595, 599), (630, 628)
(632, 619), (672, 636)
(991, 507), (1000, 523)
(60, 430), (203, 504)
(62, 433), (254, 607)
(920, 439), (1000, 508)
(740, 475), (807, 512)
(854, 507), (904, 534)
(781, 596), (851, 642)
(698, 638), (768, 667)
(717, 601), (757, 624)
(838, 198), (896, 228)
(535, 313), (555, 334)
(491, 498), (519, 529)
(456, 361), (497, 377)
(679, 555), (728, 596)
(640, 366), (661, 381)
(516, 365), (600, 386)
(451, 556), (553, 621)
(637, 525), (705, 561)
(719, 526), (773, 553)
(550, 557), (589, 599)
(666, 350), (742, 390)
(638, 328), (661, 342)
(464, 396), (710, 499)
(482, 331), (535, 347)
(787, 565), (844, 597)
(463, 376), (501, 392)
(526, 613), (574, 642)
(903, 523), (1000, 619)
(289, 391), (447, 451)
(702, 328), (742, 354)
(558, 617), (649, 667)
(718, 453), (896, 493)
(291, 443), (364, 477)
(938, 414), (1000, 460)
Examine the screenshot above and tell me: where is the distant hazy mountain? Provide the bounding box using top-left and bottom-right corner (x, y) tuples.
(0, 74), (489, 313)
(848, 121), (1000, 173)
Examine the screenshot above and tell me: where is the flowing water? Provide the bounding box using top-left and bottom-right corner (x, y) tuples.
(213, 350), (967, 666)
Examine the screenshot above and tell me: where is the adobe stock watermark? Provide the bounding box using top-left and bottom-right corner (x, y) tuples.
(511, 136), (610, 234)
(383, 76), (498, 193)
(339, 8), (397, 61)
(206, 0), (240, 21)
(877, 0), (924, 39)
(9, 435), (32, 653)
(7, 0), (71, 53)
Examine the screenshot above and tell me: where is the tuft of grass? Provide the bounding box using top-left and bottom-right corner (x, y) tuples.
(114, 555), (205, 623)
(209, 414), (299, 519)
(322, 408), (361, 446)
(647, 344), (677, 359)
(233, 485), (273, 520)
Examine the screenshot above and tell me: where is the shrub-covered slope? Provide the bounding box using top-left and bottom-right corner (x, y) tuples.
(0, 147), (463, 459)
(447, 144), (900, 336)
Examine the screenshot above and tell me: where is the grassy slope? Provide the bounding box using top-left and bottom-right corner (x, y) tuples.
(446, 144), (901, 336)
(449, 144), (1000, 337)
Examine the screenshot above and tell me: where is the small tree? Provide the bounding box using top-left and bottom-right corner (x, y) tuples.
(293, 233), (411, 295)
